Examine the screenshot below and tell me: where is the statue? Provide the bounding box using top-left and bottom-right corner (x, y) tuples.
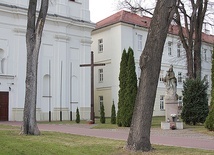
(163, 65), (177, 97)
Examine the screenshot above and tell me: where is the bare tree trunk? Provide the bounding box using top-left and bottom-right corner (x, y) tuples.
(175, 1), (195, 78)
(193, 0), (208, 78)
(21, 0), (49, 135)
(175, 0), (208, 79)
(126, 0), (176, 152)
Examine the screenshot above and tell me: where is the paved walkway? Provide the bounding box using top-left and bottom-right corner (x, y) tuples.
(0, 121), (214, 151)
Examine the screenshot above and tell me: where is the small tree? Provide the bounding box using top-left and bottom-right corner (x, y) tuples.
(205, 105), (214, 131)
(122, 47), (137, 127)
(100, 104), (105, 124)
(111, 101), (116, 124)
(117, 49), (128, 126)
(76, 107), (80, 123)
(181, 78), (209, 125)
(205, 47), (214, 131)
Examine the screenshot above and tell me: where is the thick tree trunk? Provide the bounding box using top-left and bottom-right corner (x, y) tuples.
(126, 0), (176, 152)
(22, 0), (49, 135)
(186, 48), (194, 79)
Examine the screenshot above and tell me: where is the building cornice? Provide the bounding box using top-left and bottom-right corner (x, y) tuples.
(0, 3), (95, 30)
(0, 74), (16, 79)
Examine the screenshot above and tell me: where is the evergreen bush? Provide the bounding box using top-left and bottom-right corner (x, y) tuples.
(181, 78), (209, 125)
(100, 103), (105, 124)
(111, 101), (116, 124)
(75, 107), (80, 123)
(205, 47), (214, 131)
(122, 47), (137, 127)
(205, 105), (214, 131)
(117, 49), (128, 126)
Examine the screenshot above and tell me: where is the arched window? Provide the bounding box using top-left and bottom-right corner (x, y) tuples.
(0, 49), (4, 74)
(71, 76), (78, 102)
(43, 74), (50, 96)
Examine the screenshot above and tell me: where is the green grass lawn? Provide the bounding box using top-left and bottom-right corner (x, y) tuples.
(0, 124), (213, 155)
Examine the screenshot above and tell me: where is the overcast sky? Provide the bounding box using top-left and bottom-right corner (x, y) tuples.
(89, 0), (214, 33)
(89, 0), (118, 23)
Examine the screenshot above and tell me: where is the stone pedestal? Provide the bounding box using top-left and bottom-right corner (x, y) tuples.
(161, 121), (183, 130)
(165, 95), (178, 122)
(176, 122), (183, 129)
(161, 94), (184, 130)
(161, 122), (170, 129)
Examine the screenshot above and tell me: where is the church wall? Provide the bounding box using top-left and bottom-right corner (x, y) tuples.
(0, 1), (95, 121)
(0, 0), (90, 22)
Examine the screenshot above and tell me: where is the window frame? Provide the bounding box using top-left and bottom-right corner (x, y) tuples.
(160, 95), (165, 111)
(178, 96), (183, 110)
(99, 96), (104, 111)
(98, 68), (103, 83)
(137, 34), (143, 51)
(204, 49), (207, 61)
(177, 42), (181, 57)
(168, 41), (172, 56)
(98, 39), (103, 53)
(159, 70), (164, 82)
(178, 72), (182, 83)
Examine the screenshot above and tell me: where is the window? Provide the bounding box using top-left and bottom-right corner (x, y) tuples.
(204, 75), (209, 83)
(159, 70), (164, 82)
(0, 49), (5, 74)
(204, 49), (207, 61)
(137, 67), (141, 86)
(98, 39), (103, 52)
(43, 74), (50, 97)
(168, 41), (172, 56)
(138, 34), (143, 51)
(160, 95), (165, 110)
(177, 43), (181, 57)
(99, 96), (103, 111)
(178, 96), (183, 109)
(137, 67), (141, 79)
(178, 72), (182, 83)
(98, 69), (103, 82)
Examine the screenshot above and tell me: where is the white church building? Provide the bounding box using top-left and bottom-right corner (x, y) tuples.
(92, 10), (214, 117)
(0, 0), (95, 121)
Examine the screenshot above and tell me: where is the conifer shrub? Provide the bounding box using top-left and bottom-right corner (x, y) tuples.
(117, 49), (128, 127)
(181, 78), (209, 125)
(111, 101), (116, 124)
(122, 47), (137, 127)
(75, 107), (80, 123)
(205, 105), (214, 131)
(205, 47), (214, 131)
(117, 47), (137, 127)
(100, 104), (105, 124)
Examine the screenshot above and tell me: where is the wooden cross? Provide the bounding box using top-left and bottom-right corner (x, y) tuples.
(80, 51), (105, 124)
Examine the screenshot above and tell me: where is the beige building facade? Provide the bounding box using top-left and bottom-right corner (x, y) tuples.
(92, 10), (214, 117)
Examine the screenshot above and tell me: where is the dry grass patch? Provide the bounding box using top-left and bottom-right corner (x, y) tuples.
(0, 125), (213, 155)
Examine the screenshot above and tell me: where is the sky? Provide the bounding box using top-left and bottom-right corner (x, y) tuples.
(89, 0), (214, 34)
(89, 0), (118, 23)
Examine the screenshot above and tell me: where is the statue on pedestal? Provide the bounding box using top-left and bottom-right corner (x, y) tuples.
(163, 65), (178, 99)
(161, 65), (183, 129)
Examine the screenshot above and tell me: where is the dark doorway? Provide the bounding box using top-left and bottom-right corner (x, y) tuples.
(0, 92), (9, 121)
